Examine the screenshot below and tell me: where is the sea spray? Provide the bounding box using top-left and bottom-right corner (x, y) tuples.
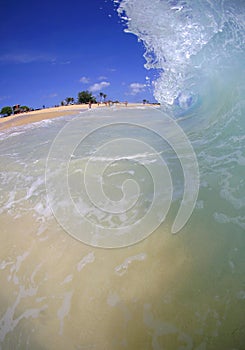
(115, 0), (245, 112)
(114, 0), (245, 232)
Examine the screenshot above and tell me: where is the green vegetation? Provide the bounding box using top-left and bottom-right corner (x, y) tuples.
(21, 106), (30, 112)
(65, 97), (74, 105)
(1, 106), (12, 116)
(1, 91), (154, 117)
(78, 91), (96, 104)
(99, 92), (107, 102)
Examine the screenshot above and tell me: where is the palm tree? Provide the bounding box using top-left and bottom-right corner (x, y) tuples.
(103, 93), (107, 102)
(65, 97), (74, 105)
(99, 92), (104, 103)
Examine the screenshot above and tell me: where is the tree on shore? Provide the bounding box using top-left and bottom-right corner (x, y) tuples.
(65, 97), (74, 105)
(78, 91), (96, 104)
(99, 92), (104, 103)
(0, 106), (12, 116)
(21, 106), (30, 112)
(99, 92), (107, 103)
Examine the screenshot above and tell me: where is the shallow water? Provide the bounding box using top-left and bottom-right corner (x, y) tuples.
(0, 104), (244, 349)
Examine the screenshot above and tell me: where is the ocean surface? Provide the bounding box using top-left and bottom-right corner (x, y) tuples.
(0, 0), (245, 349)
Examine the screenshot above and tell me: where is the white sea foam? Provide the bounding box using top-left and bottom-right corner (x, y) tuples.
(77, 252), (95, 272)
(82, 151), (163, 164)
(236, 290), (245, 300)
(57, 291), (73, 335)
(0, 281), (47, 343)
(107, 293), (120, 307)
(114, 253), (147, 276)
(61, 274), (73, 285)
(213, 212), (245, 229)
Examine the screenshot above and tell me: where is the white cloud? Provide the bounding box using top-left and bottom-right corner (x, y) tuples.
(41, 92), (58, 101)
(89, 81), (110, 92)
(47, 93), (58, 98)
(0, 53), (55, 64)
(60, 61), (71, 65)
(98, 75), (108, 81)
(0, 95), (10, 102)
(80, 76), (90, 84)
(129, 83), (146, 95)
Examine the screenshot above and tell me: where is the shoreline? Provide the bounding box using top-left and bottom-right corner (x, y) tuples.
(0, 103), (151, 131)
(0, 104), (90, 131)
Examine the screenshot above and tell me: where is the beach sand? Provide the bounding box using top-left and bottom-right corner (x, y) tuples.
(0, 105), (91, 131)
(0, 103), (146, 131)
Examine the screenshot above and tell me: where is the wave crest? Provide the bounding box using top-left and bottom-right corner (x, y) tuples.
(116, 0), (245, 108)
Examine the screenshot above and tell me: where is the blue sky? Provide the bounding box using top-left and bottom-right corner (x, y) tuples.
(0, 0), (156, 109)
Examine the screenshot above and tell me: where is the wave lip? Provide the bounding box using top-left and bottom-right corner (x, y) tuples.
(116, 0), (245, 108)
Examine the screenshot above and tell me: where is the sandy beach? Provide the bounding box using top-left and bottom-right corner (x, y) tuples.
(0, 104), (92, 131)
(0, 103), (148, 131)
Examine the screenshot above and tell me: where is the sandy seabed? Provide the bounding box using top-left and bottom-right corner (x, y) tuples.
(0, 103), (244, 349)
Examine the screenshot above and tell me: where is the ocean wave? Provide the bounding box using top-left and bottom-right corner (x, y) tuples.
(116, 0), (245, 111)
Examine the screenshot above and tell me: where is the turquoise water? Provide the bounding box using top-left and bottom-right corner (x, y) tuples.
(0, 0), (245, 348)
